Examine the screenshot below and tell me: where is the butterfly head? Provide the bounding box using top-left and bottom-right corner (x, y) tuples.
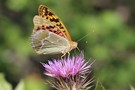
(69, 41), (78, 51)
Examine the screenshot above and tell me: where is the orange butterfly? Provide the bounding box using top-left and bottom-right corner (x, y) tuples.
(30, 5), (77, 55)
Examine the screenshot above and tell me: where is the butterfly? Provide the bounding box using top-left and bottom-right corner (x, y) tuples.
(30, 5), (77, 55)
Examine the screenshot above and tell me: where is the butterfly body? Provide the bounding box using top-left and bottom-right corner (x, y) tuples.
(30, 5), (77, 55)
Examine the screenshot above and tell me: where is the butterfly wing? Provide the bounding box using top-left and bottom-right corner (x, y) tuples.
(33, 15), (66, 38)
(30, 30), (69, 54)
(38, 5), (72, 41)
(30, 5), (77, 55)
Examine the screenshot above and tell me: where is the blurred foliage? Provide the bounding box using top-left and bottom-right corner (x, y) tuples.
(0, 0), (135, 90)
(15, 74), (49, 90)
(130, 85), (135, 90)
(0, 73), (49, 90)
(0, 73), (12, 90)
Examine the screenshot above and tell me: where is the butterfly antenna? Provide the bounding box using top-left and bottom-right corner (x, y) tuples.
(77, 33), (91, 42)
(77, 46), (80, 52)
(77, 26), (95, 42)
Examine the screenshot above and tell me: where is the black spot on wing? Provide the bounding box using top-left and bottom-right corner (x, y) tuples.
(56, 23), (64, 29)
(46, 26), (55, 29)
(49, 26), (55, 28)
(45, 8), (48, 16)
(50, 18), (59, 23)
(46, 17), (48, 19)
(49, 12), (54, 16)
(37, 27), (40, 30)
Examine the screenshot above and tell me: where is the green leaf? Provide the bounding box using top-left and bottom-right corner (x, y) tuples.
(15, 80), (25, 90)
(0, 73), (12, 90)
(15, 76), (50, 90)
(130, 85), (135, 90)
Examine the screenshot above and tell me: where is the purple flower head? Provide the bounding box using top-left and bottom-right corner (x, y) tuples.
(41, 52), (94, 90)
(41, 52), (91, 78)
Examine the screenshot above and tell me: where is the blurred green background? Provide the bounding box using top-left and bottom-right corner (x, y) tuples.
(0, 0), (135, 90)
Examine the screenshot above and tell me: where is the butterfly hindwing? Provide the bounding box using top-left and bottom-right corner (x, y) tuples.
(30, 30), (69, 54)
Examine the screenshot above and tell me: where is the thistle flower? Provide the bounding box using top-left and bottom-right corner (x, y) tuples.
(41, 52), (94, 90)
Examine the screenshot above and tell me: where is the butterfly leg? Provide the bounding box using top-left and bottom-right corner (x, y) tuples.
(61, 53), (66, 59)
(67, 52), (70, 58)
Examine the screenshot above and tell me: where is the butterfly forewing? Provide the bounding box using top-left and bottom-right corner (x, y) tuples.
(33, 16), (66, 38)
(38, 5), (72, 41)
